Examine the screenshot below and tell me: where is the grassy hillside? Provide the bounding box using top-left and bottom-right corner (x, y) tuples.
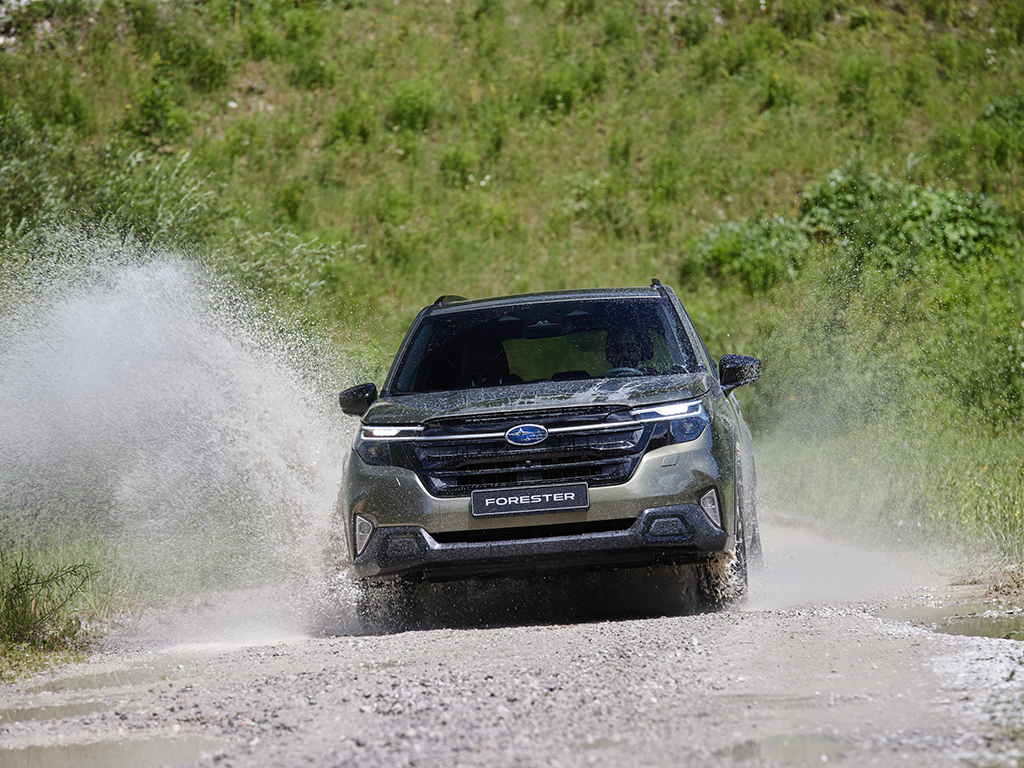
(2, 0), (1022, 334)
(1, 0), (1023, 652)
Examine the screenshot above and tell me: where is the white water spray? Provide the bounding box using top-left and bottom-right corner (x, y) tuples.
(0, 232), (351, 626)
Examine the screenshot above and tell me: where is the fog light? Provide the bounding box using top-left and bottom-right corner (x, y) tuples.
(354, 515), (374, 556)
(699, 489), (722, 529)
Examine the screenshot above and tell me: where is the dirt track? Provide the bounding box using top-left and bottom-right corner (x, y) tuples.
(2, 514), (1024, 768)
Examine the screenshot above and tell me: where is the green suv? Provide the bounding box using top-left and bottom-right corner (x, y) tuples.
(336, 281), (761, 626)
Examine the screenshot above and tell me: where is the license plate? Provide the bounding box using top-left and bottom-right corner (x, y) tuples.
(471, 482), (590, 518)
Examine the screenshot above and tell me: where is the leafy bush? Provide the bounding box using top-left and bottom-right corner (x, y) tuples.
(274, 177), (309, 226)
(124, 54), (191, 142)
(799, 165), (1017, 273)
(385, 79), (440, 132)
(921, 0), (955, 25)
(0, 551), (94, 649)
(0, 0), (89, 37)
(529, 54), (606, 118)
(774, 0), (831, 39)
(326, 98), (374, 145)
(688, 164), (1023, 438)
(124, 0), (231, 92)
(697, 20), (783, 80)
(979, 92), (1024, 171)
(665, 2), (711, 47)
(283, 5), (327, 49)
(169, 29), (230, 93)
(535, 62), (582, 114)
(837, 53), (880, 112)
(687, 163), (1019, 290)
(439, 144), (481, 189)
(214, 226), (367, 298)
(563, 0), (596, 20)
(997, 0), (1024, 46)
(0, 105), (220, 248)
(0, 106), (77, 233)
(847, 5), (875, 30)
(562, 172), (637, 239)
(761, 69), (797, 111)
(287, 51), (338, 90)
(126, 0), (161, 47)
(601, 3), (640, 48)
(242, 8), (283, 60)
(687, 218), (810, 294)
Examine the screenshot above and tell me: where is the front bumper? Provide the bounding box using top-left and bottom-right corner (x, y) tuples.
(353, 504), (729, 581)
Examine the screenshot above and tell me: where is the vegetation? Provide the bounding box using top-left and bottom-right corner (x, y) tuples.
(0, 544), (96, 678)
(1, 0), (1023, 652)
(0, 550), (94, 647)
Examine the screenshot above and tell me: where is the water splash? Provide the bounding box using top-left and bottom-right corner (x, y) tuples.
(0, 231), (349, 615)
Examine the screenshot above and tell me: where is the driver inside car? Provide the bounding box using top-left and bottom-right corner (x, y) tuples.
(605, 327), (648, 372)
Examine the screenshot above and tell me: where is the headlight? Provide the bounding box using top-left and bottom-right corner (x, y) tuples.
(353, 425), (422, 466)
(636, 401), (709, 448)
(354, 433), (395, 466)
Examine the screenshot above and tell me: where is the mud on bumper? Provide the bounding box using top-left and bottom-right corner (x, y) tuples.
(353, 505), (730, 582)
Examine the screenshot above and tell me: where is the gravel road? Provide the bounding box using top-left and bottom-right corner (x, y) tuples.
(2, 514), (1023, 768)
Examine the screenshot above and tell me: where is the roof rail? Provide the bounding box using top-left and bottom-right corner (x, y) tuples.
(433, 294), (468, 306)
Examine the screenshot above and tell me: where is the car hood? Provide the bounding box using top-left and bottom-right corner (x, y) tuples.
(363, 373), (712, 425)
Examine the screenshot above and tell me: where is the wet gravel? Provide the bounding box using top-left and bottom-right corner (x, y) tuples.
(2, 518), (1023, 768)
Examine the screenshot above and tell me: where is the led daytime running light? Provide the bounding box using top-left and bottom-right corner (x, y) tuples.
(634, 401), (705, 422)
(362, 425), (423, 440)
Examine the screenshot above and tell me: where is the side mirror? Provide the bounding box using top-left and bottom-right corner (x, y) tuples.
(339, 383), (378, 417)
(719, 355), (761, 393)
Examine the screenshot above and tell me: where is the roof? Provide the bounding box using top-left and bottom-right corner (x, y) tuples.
(426, 285), (667, 315)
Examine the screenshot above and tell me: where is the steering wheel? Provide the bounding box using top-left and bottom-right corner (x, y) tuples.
(604, 367), (643, 377)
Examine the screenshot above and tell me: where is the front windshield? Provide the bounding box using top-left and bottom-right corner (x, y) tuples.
(392, 297), (699, 394)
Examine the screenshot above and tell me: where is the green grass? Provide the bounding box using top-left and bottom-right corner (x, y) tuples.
(759, 427), (1024, 569)
(0, 644), (84, 684)
(0, 544), (97, 678)
(3, 0), (1023, 336)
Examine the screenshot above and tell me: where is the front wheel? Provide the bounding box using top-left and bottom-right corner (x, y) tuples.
(695, 539), (748, 610)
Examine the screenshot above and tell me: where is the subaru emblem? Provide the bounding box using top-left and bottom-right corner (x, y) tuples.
(505, 424), (548, 446)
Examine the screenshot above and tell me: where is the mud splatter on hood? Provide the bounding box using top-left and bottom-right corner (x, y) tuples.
(361, 372), (712, 425)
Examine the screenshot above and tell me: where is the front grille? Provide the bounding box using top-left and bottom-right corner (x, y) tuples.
(399, 410), (653, 497)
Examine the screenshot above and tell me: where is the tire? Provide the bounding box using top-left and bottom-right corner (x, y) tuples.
(696, 504), (750, 609)
(695, 546), (747, 610)
(741, 456), (764, 570)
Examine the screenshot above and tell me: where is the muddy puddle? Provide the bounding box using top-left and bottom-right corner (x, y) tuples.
(26, 652), (203, 695)
(728, 734), (853, 762)
(0, 700), (109, 725)
(29, 671), (165, 700)
(876, 601), (1024, 641)
(29, 666), (174, 694)
(716, 693), (824, 711)
(0, 735), (224, 768)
